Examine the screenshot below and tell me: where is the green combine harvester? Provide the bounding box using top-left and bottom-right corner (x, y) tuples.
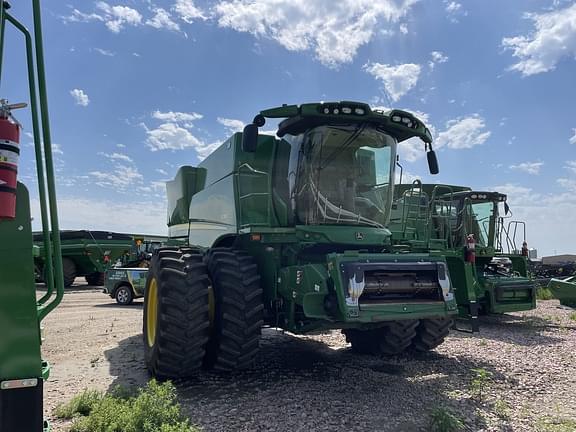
(391, 183), (535, 330)
(0, 1), (63, 430)
(144, 101), (460, 377)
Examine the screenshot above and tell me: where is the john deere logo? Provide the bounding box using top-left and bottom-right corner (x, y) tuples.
(355, 232), (364, 240)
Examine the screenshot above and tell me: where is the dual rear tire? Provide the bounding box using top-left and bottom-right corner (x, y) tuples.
(143, 247), (263, 379)
(344, 318), (452, 355)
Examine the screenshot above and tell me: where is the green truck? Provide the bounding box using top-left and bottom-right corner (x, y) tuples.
(34, 230), (134, 287)
(391, 182), (535, 330)
(143, 101), (460, 378)
(104, 267), (148, 305)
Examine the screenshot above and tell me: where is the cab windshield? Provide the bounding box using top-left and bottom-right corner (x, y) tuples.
(289, 124), (397, 228)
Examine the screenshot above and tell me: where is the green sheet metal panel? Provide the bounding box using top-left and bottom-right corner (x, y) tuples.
(0, 183), (42, 380)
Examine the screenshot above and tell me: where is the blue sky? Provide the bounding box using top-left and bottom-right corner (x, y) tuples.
(3, 0), (576, 257)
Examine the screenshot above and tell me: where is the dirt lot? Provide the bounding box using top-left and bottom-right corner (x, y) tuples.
(42, 280), (576, 432)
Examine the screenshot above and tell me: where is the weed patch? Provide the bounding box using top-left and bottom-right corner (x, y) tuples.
(54, 380), (197, 432)
(429, 406), (464, 432)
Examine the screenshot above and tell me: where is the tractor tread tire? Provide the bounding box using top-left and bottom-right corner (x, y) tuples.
(143, 247), (210, 379)
(345, 320), (419, 355)
(62, 257), (76, 287)
(411, 318), (453, 352)
(204, 248), (263, 371)
(85, 272), (105, 286)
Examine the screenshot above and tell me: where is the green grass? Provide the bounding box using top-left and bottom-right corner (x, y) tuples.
(536, 416), (576, 432)
(536, 287), (555, 301)
(469, 368), (492, 402)
(429, 407), (465, 432)
(569, 312), (576, 322)
(493, 399), (510, 419)
(54, 380), (198, 432)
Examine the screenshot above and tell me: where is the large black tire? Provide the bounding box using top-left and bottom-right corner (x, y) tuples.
(62, 258), (76, 287)
(143, 247), (211, 379)
(344, 320), (419, 355)
(204, 248), (264, 371)
(411, 318), (453, 352)
(85, 272), (105, 286)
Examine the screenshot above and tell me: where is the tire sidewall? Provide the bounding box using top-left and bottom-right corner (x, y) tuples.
(143, 254), (161, 374)
(115, 285), (134, 305)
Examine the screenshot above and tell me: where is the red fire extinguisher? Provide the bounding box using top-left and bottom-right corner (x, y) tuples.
(0, 101), (26, 220)
(465, 234), (476, 264)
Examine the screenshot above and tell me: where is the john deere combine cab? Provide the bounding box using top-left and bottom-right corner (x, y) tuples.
(144, 102), (459, 378)
(391, 183), (535, 330)
(0, 1), (63, 430)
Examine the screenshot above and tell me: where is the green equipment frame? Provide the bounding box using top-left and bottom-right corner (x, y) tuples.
(0, 1), (63, 430)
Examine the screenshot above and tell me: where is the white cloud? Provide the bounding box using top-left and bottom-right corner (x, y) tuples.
(70, 88), (90, 106)
(96, 1), (142, 32)
(564, 160), (576, 174)
(146, 8), (181, 32)
(155, 168), (168, 176)
(364, 62), (421, 102)
(152, 110), (202, 125)
(90, 164), (143, 190)
(173, 0), (205, 23)
(213, 0), (419, 67)
(570, 128), (576, 145)
(51, 143), (64, 155)
(116, 143), (126, 148)
(444, 1), (466, 22)
(93, 47), (115, 56)
(97, 151), (133, 163)
(502, 3), (576, 76)
(217, 117), (245, 134)
(509, 161), (543, 175)
(428, 50), (448, 69)
(64, 2), (142, 33)
(557, 178), (576, 192)
(31, 197), (167, 235)
(435, 115), (491, 149)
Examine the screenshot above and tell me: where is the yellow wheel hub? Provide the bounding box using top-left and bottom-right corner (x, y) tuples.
(146, 277), (159, 348)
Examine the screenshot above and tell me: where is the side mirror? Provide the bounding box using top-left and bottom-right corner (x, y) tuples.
(427, 150), (439, 175)
(241, 123), (259, 152)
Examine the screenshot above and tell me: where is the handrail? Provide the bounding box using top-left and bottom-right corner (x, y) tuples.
(2, 3), (64, 320)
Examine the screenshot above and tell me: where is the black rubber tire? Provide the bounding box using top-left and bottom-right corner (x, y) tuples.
(204, 248), (264, 371)
(344, 320), (419, 355)
(143, 247), (211, 379)
(115, 285), (134, 305)
(62, 258), (76, 287)
(411, 318), (453, 352)
(85, 272), (105, 286)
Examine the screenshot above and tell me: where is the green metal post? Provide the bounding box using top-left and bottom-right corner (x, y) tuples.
(31, 0), (64, 320)
(0, 2), (5, 84)
(5, 13), (55, 306)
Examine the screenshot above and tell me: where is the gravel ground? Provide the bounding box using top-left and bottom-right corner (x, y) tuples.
(42, 280), (576, 432)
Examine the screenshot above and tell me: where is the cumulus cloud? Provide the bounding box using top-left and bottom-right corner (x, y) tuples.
(502, 3), (576, 76)
(435, 115), (491, 149)
(95, 1), (142, 32)
(213, 0), (419, 67)
(97, 151), (133, 163)
(146, 8), (181, 32)
(428, 50), (448, 69)
(152, 110), (202, 125)
(364, 62), (421, 102)
(143, 111), (219, 159)
(173, 0), (206, 22)
(90, 165), (143, 190)
(509, 161), (543, 175)
(70, 88), (90, 106)
(444, 1), (467, 22)
(564, 160), (576, 174)
(217, 117), (245, 134)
